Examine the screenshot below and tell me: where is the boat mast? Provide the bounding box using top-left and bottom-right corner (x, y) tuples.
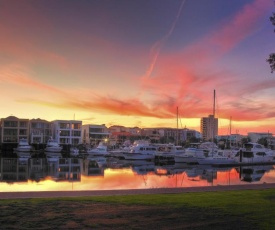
(212, 89), (216, 143)
(176, 106), (179, 145)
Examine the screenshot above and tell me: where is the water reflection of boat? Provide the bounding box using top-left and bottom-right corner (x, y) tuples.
(16, 151), (31, 163)
(238, 165), (274, 182)
(70, 147), (79, 157)
(130, 161), (155, 175)
(45, 152), (62, 162)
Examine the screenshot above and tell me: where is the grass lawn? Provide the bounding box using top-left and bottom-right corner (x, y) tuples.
(1, 189), (275, 229)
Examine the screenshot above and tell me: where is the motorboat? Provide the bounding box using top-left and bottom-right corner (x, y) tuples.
(174, 143), (205, 164)
(87, 142), (110, 156)
(123, 143), (157, 160)
(234, 142), (275, 164)
(14, 139), (32, 152)
(44, 139), (63, 153)
(154, 144), (185, 162)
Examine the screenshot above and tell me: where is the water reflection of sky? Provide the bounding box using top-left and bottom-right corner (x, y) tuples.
(0, 157), (275, 192)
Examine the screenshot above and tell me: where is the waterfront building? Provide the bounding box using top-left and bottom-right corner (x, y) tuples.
(248, 132), (273, 143)
(0, 116), (30, 144)
(82, 124), (109, 146)
(29, 118), (52, 144)
(52, 120), (82, 145)
(200, 115), (218, 141)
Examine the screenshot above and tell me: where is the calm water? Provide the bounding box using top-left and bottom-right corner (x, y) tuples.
(0, 155), (275, 192)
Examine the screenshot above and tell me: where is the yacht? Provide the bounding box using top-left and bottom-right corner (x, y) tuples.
(234, 142), (275, 164)
(44, 139), (63, 152)
(14, 139), (32, 152)
(123, 143), (157, 160)
(174, 143), (205, 164)
(154, 144), (185, 162)
(87, 142), (110, 156)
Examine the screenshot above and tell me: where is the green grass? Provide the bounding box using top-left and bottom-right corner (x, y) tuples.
(1, 189), (275, 229)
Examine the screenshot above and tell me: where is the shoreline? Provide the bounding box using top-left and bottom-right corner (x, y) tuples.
(1, 183), (275, 199)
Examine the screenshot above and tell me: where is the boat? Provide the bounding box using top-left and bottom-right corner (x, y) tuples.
(14, 139), (32, 152)
(154, 144), (185, 162)
(87, 142), (110, 156)
(123, 143), (157, 160)
(234, 142), (275, 164)
(44, 138), (63, 152)
(174, 143), (206, 164)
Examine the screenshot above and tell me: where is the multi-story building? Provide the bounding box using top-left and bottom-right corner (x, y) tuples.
(29, 118), (52, 144)
(0, 116), (29, 144)
(52, 120), (82, 146)
(248, 132), (273, 143)
(200, 115), (218, 141)
(82, 124), (110, 146)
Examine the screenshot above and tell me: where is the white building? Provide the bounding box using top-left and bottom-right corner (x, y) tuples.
(248, 132), (273, 143)
(52, 120), (82, 145)
(82, 124), (110, 145)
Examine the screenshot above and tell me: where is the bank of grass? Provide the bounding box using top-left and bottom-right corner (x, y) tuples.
(1, 189), (275, 229)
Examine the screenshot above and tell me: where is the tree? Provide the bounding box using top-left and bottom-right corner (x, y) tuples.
(267, 7), (275, 73)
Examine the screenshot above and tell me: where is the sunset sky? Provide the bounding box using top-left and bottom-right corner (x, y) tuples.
(0, 0), (275, 135)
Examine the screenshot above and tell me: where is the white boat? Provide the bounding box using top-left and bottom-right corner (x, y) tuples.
(154, 144), (185, 162)
(87, 142), (110, 156)
(14, 139), (32, 152)
(70, 147), (79, 157)
(174, 143), (205, 164)
(123, 143), (157, 160)
(234, 142), (274, 164)
(44, 139), (63, 152)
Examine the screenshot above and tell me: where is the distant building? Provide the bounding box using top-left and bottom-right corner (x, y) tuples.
(200, 115), (218, 141)
(29, 118), (52, 144)
(82, 124), (110, 145)
(248, 132), (273, 143)
(52, 120), (82, 145)
(0, 116), (29, 144)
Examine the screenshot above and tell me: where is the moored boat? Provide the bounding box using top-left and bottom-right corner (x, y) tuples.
(14, 139), (32, 152)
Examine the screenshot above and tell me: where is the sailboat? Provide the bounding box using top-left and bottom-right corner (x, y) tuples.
(197, 90), (236, 165)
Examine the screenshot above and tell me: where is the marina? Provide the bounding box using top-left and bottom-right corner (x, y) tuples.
(1, 146), (275, 193)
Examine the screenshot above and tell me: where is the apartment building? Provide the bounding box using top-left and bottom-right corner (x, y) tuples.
(52, 120), (82, 145)
(200, 115), (218, 141)
(0, 116), (29, 144)
(29, 118), (52, 144)
(82, 124), (110, 145)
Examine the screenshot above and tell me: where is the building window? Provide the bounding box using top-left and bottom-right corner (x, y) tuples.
(60, 123), (70, 129)
(4, 121), (17, 127)
(72, 123), (81, 129)
(19, 129), (27, 135)
(19, 121), (28, 127)
(60, 130), (70, 136)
